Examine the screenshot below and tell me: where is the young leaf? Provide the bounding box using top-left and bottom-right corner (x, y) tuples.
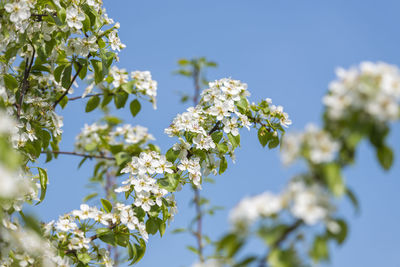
(130, 99), (141, 117)
(37, 167), (48, 204)
(377, 145), (394, 170)
(258, 127), (269, 147)
(101, 198), (113, 213)
(61, 64), (72, 89)
(219, 156), (228, 174)
(91, 59), (104, 84)
(85, 95), (100, 112)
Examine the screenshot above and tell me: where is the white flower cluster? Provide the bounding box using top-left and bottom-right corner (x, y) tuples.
(66, 6), (85, 30)
(131, 70), (158, 103)
(229, 192), (282, 227)
(117, 152), (172, 211)
(230, 180), (333, 229)
(0, 111), (17, 135)
(4, 0), (31, 25)
(192, 259), (223, 267)
(65, 36), (99, 57)
(165, 78), (251, 141)
(111, 124), (155, 145)
(75, 123), (108, 151)
(266, 98), (292, 128)
(75, 123), (155, 152)
(0, 102), (63, 150)
(53, 203), (149, 242)
(281, 124), (339, 165)
(84, 67), (157, 108)
(164, 79), (254, 187)
(324, 62), (400, 122)
(0, 223), (65, 267)
(0, 166), (35, 202)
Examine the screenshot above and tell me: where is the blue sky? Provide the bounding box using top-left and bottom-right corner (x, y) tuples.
(35, 1), (400, 266)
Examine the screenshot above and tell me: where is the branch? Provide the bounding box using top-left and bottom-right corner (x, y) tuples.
(17, 48), (35, 116)
(42, 151), (115, 161)
(68, 93), (103, 101)
(193, 188), (204, 262)
(53, 63), (83, 109)
(31, 12), (57, 21)
(192, 67), (205, 263)
(193, 67), (201, 105)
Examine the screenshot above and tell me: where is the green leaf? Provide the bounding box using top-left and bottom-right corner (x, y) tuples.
(159, 222), (166, 237)
(82, 14), (91, 32)
(166, 148), (179, 163)
(96, 227), (111, 236)
(227, 133), (240, 149)
(78, 63), (88, 80)
(99, 231), (116, 246)
(78, 157), (88, 169)
(37, 167), (48, 204)
(54, 64), (66, 83)
(186, 246), (199, 254)
(211, 131), (223, 143)
(323, 163), (345, 197)
(186, 246), (199, 255)
(158, 173), (180, 192)
(268, 135), (279, 149)
(309, 236), (329, 262)
(77, 253), (91, 264)
(177, 59), (190, 66)
(83, 192), (98, 203)
(121, 81), (133, 94)
(101, 91), (113, 107)
(130, 239), (146, 264)
(101, 198), (113, 213)
(219, 156), (228, 174)
(85, 95), (100, 112)
(236, 97), (249, 113)
(258, 127), (269, 147)
(175, 69), (192, 77)
(19, 212), (42, 235)
(91, 59), (104, 84)
(233, 256), (257, 267)
(114, 92), (128, 109)
(41, 129), (51, 149)
(146, 218), (159, 235)
(128, 242), (136, 260)
(84, 142), (97, 151)
(61, 64), (72, 89)
(327, 219), (347, 245)
(115, 152), (131, 166)
(130, 99), (141, 117)
(115, 233), (130, 247)
(216, 233), (244, 258)
(217, 143), (229, 154)
(346, 188), (360, 214)
(171, 228), (186, 234)
(4, 74), (18, 91)
(377, 145), (394, 170)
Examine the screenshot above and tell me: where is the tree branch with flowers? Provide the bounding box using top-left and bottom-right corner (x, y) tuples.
(1, 1), (399, 267)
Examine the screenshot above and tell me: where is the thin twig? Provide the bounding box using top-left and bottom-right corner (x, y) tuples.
(42, 151), (115, 160)
(53, 63), (83, 109)
(68, 93), (103, 101)
(192, 66), (205, 263)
